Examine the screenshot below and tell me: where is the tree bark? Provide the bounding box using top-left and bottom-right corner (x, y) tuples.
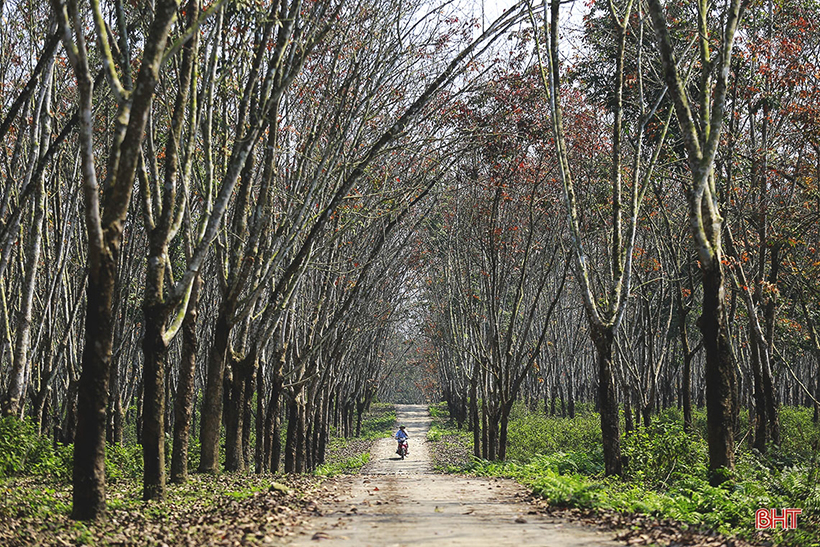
(498, 402), (512, 461)
(71, 269), (114, 519)
(470, 366), (480, 459)
(592, 325), (622, 476)
(141, 303), (167, 500)
(2, 51), (53, 419)
(199, 307), (231, 473)
(61, 375), (79, 444)
(3, 165), (47, 418)
(701, 263), (737, 483)
(646, 0), (743, 484)
(264, 353), (283, 472)
(171, 274), (202, 483)
(679, 299), (694, 433)
(285, 395), (298, 473)
(255, 360), (265, 474)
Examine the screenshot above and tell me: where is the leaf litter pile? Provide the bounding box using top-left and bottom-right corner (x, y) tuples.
(0, 474), (336, 546)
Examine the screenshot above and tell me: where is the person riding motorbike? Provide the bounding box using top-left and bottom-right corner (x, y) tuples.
(394, 425), (409, 456)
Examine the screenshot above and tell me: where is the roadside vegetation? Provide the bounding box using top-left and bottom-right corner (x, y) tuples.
(0, 404), (394, 545)
(315, 403), (396, 477)
(426, 403), (473, 472)
(426, 402), (820, 546)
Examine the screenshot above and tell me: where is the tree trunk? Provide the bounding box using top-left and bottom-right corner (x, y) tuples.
(224, 356), (247, 472)
(295, 396), (306, 473)
(486, 408), (498, 461)
(1, 52), (52, 420)
(33, 383), (50, 436)
(318, 390), (330, 465)
(265, 363), (283, 472)
(72, 264), (115, 520)
(701, 263), (737, 485)
(3, 168), (46, 418)
(198, 307), (231, 473)
(171, 275), (202, 483)
(285, 395), (298, 473)
(242, 364), (254, 469)
(112, 390), (124, 445)
(814, 370), (819, 424)
(141, 302), (167, 500)
(255, 361), (265, 474)
(355, 396), (366, 437)
(62, 376), (79, 444)
(624, 396), (633, 435)
(304, 387), (316, 471)
(498, 402), (511, 461)
(470, 369), (480, 459)
(228, 355), (255, 472)
(592, 325), (622, 477)
(761, 250), (781, 446)
(682, 330), (693, 433)
(481, 395), (489, 460)
(750, 331), (768, 452)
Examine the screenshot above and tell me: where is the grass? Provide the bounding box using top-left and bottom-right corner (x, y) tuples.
(358, 402), (398, 440)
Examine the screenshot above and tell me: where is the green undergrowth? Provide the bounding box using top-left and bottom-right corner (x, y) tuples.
(357, 402), (398, 440)
(0, 416), (144, 483)
(433, 403), (820, 545)
(314, 402), (395, 477)
(314, 451), (370, 477)
(426, 402), (474, 472)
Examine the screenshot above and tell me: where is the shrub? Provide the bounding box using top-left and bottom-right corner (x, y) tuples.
(466, 403), (820, 544)
(105, 443), (143, 482)
(0, 417), (66, 479)
(428, 402), (448, 419)
(505, 403), (602, 462)
(622, 417), (707, 487)
(778, 406), (820, 463)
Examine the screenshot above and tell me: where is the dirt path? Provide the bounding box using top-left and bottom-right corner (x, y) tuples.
(288, 404), (621, 547)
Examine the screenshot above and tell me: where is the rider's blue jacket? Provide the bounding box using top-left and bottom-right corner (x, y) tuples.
(395, 429), (408, 441)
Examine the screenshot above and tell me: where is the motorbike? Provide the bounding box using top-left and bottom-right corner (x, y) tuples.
(396, 438), (409, 460)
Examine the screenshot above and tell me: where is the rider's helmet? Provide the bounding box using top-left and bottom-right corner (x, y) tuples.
(399, 425), (406, 430)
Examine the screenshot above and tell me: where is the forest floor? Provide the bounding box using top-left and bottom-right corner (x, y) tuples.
(284, 404), (622, 546)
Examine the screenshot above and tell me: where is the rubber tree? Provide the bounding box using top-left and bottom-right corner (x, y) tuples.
(1, 47), (54, 418)
(138, 0), (202, 500)
(529, 0), (672, 475)
(646, 0), (746, 484)
(434, 150), (568, 461)
(200, 0), (528, 473)
(650, 181), (702, 432)
(197, 0), (344, 473)
(52, 0), (180, 519)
